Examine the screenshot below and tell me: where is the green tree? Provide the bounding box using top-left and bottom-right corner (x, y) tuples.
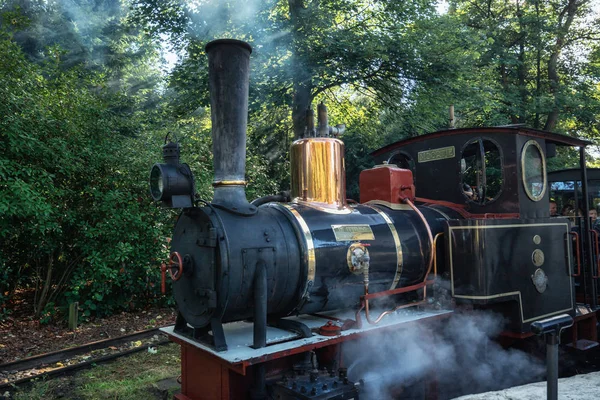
(0, 2), (174, 320)
(445, 0), (600, 134)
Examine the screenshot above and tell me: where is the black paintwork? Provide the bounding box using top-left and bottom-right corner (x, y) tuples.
(169, 202), (454, 331)
(171, 205), (303, 328)
(371, 129), (558, 219)
(206, 39), (255, 214)
(447, 218), (574, 332)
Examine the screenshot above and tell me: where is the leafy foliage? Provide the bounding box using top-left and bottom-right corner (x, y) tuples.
(0, 3), (172, 320)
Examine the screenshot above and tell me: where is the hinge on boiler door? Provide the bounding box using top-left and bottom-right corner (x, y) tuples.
(196, 227), (217, 247)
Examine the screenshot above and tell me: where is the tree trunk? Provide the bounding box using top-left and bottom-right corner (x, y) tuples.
(544, 0), (581, 131)
(516, 0), (527, 124)
(35, 254), (54, 318)
(500, 63), (518, 124)
(534, 0), (542, 129)
(288, 0), (313, 140)
(291, 75), (312, 140)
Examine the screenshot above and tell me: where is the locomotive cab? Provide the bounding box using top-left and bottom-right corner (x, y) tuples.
(368, 128), (589, 332)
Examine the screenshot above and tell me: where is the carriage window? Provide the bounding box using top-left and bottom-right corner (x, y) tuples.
(522, 140), (546, 201)
(460, 138), (503, 204)
(388, 152), (415, 175)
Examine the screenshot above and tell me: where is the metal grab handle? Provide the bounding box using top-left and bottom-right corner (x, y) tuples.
(570, 232), (581, 277)
(591, 230), (600, 279)
(432, 232), (444, 278)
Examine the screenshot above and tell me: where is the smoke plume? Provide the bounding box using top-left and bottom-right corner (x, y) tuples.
(344, 311), (544, 400)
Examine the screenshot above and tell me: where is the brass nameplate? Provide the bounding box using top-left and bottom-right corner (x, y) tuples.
(332, 225), (375, 241)
(418, 146), (455, 163)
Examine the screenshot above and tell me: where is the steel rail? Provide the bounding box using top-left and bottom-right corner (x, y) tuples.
(0, 327), (171, 389)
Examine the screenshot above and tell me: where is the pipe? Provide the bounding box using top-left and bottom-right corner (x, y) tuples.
(433, 232), (444, 278)
(546, 333), (559, 400)
(205, 39), (255, 215)
(306, 107), (315, 137)
(250, 364), (267, 400)
(253, 260), (267, 349)
(361, 198), (435, 325)
(251, 192), (290, 207)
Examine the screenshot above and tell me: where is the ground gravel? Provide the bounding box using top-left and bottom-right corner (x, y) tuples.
(453, 371), (600, 400)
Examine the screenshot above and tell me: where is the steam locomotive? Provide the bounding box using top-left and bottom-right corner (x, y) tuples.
(151, 39), (596, 400)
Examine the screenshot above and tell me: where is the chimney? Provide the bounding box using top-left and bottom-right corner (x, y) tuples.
(205, 39), (255, 215)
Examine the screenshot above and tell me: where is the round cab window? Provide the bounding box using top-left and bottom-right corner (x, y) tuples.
(521, 140), (546, 201)
(388, 152), (415, 174)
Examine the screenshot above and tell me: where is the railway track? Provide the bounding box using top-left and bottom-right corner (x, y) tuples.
(0, 327), (171, 389)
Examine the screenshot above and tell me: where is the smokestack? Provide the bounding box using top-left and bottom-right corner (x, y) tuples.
(205, 39), (256, 215)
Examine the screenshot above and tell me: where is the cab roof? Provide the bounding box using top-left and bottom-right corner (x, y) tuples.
(371, 127), (591, 157)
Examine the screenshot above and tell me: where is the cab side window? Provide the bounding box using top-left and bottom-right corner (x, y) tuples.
(460, 138), (503, 204)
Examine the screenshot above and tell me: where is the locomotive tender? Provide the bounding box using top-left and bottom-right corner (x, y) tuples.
(151, 39), (590, 400)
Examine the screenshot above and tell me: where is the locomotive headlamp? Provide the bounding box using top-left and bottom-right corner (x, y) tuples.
(149, 137), (195, 208)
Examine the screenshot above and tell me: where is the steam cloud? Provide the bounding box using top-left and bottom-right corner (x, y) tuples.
(344, 311), (545, 400)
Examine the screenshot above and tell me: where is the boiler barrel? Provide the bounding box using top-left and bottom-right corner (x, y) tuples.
(169, 203), (452, 328)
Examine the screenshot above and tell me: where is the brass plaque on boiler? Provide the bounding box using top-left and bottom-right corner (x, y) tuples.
(418, 146), (455, 163)
(331, 225), (375, 241)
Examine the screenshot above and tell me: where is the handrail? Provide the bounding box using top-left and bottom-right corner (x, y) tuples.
(591, 230), (600, 279)
(570, 231), (581, 277)
(433, 232), (444, 278)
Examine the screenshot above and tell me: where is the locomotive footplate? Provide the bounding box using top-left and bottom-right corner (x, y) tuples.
(161, 308), (452, 400)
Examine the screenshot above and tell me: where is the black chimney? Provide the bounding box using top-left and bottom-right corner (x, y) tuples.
(205, 39), (255, 215)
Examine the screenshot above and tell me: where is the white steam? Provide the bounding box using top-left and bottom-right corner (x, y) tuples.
(344, 311), (544, 400)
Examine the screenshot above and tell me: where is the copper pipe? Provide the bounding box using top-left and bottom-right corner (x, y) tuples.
(365, 297), (428, 324)
(354, 302), (365, 329)
(360, 198), (436, 325)
(362, 281), (427, 301)
(363, 279), (431, 324)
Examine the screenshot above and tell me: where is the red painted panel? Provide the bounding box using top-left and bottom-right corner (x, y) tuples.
(359, 165), (415, 204)
(179, 342), (251, 400)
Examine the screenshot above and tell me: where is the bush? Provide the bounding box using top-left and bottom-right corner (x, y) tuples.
(0, 33), (171, 321)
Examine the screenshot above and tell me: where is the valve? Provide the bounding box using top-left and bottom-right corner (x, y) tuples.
(347, 243), (371, 274)
(160, 252), (184, 295)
